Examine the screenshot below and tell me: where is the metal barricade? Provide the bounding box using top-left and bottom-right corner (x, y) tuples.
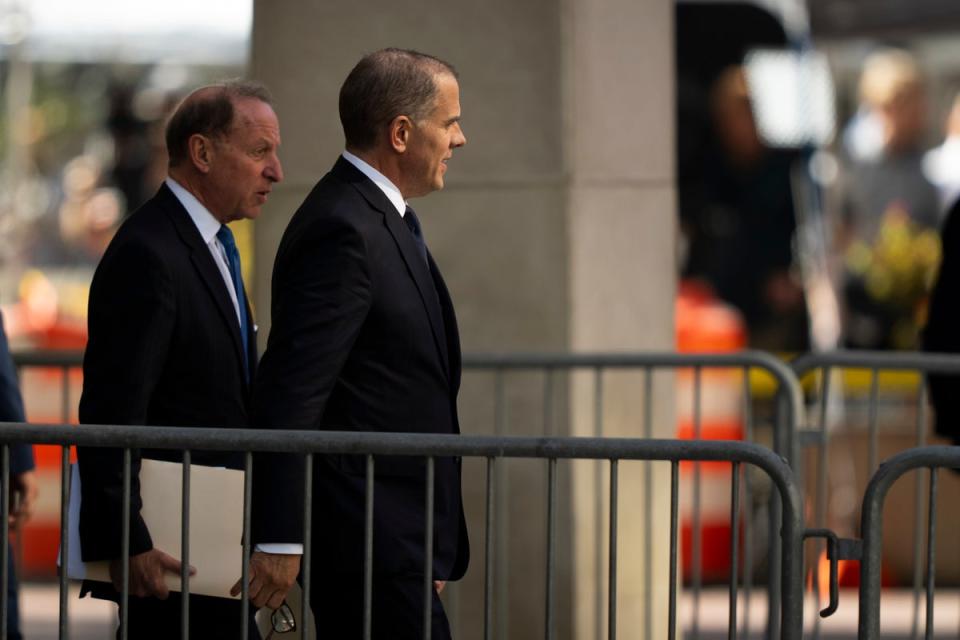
(463, 351), (804, 640)
(0, 422), (806, 640)
(857, 446), (960, 639)
(791, 350), (960, 639)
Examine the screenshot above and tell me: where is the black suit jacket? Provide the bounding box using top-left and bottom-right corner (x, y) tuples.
(924, 197), (960, 440)
(252, 157), (468, 581)
(78, 183), (256, 561)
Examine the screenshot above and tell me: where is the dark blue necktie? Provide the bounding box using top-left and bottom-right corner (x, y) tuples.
(403, 206), (429, 267)
(216, 225), (250, 382)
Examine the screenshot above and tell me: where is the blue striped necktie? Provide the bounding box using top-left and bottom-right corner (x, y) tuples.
(216, 225), (250, 382)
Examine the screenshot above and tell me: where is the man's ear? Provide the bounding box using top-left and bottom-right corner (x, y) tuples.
(388, 116), (412, 153)
(187, 134), (214, 174)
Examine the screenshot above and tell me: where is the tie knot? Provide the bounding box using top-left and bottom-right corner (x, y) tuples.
(217, 225), (237, 251)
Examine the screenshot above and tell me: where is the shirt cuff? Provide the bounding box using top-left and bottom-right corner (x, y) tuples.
(255, 543), (304, 555)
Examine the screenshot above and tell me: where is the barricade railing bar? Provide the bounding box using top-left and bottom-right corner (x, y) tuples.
(0, 422), (805, 640)
(790, 350), (960, 640)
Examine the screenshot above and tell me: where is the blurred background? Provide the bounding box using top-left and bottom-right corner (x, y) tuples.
(6, 0), (960, 636)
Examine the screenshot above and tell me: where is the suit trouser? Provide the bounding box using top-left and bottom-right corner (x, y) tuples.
(113, 593), (260, 640)
(311, 573), (452, 640)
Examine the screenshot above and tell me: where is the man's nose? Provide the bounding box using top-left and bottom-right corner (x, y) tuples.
(265, 155), (284, 183)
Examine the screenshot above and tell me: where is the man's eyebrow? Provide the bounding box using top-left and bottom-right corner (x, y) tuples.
(444, 115), (461, 126)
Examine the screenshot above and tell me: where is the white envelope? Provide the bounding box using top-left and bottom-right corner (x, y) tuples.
(63, 459), (245, 598)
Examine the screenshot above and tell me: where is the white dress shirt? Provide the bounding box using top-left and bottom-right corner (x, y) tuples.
(164, 177), (244, 329)
(341, 150), (408, 217)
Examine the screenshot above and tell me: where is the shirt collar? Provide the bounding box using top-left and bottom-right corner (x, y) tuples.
(341, 150), (407, 217)
(165, 176), (223, 244)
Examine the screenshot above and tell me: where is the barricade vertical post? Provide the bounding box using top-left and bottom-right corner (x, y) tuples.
(241, 452), (252, 640)
(59, 445), (70, 640)
(608, 459), (618, 640)
(740, 370), (753, 639)
(303, 453), (314, 640)
(729, 462), (740, 640)
(181, 450), (191, 640)
(483, 456), (495, 640)
(691, 366), (702, 640)
(642, 367), (653, 640)
(910, 377), (928, 640)
(120, 448), (131, 640)
(867, 370), (879, 474)
(363, 455), (374, 640)
(811, 367), (831, 640)
(668, 460), (679, 640)
(593, 368), (604, 640)
(423, 457), (435, 640)
(924, 468), (937, 640)
(545, 458), (557, 640)
(60, 365), (70, 423)
(493, 368), (508, 640)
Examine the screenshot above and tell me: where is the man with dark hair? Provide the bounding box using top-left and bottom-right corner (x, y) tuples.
(237, 48), (469, 638)
(78, 80), (282, 638)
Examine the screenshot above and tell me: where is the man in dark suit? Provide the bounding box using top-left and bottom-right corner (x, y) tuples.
(0, 311), (37, 640)
(77, 80), (283, 638)
(924, 196), (960, 438)
(238, 48), (469, 638)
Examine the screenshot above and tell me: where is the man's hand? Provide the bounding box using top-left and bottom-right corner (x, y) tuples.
(231, 551), (300, 609)
(434, 581), (446, 594)
(9, 471), (37, 530)
(109, 548), (193, 600)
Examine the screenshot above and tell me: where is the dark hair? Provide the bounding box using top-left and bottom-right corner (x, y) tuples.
(339, 48), (457, 151)
(165, 80), (273, 168)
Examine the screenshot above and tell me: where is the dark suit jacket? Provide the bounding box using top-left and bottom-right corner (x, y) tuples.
(251, 157), (469, 581)
(924, 197), (960, 440)
(0, 312), (33, 475)
(77, 183), (256, 562)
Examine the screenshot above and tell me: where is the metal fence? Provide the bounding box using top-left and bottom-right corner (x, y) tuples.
(791, 350), (960, 640)
(462, 351), (804, 640)
(11, 349), (806, 639)
(0, 422), (805, 640)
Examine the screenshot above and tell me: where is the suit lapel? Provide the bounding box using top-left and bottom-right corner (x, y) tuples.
(156, 185), (249, 381)
(333, 159), (451, 380)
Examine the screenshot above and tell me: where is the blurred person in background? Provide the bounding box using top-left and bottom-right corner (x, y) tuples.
(77, 80), (282, 639)
(0, 310), (37, 640)
(680, 65), (808, 352)
(835, 48), (940, 350)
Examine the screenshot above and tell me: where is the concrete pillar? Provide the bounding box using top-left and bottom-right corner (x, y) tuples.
(251, 1), (675, 637)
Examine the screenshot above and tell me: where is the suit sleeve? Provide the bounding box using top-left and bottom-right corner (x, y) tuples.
(251, 215), (372, 545)
(924, 199), (960, 440)
(0, 312), (32, 475)
(77, 239), (175, 560)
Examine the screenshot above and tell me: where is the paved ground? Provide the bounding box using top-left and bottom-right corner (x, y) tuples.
(16, 584), (960, 638)
(21, 583), (114, 639)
